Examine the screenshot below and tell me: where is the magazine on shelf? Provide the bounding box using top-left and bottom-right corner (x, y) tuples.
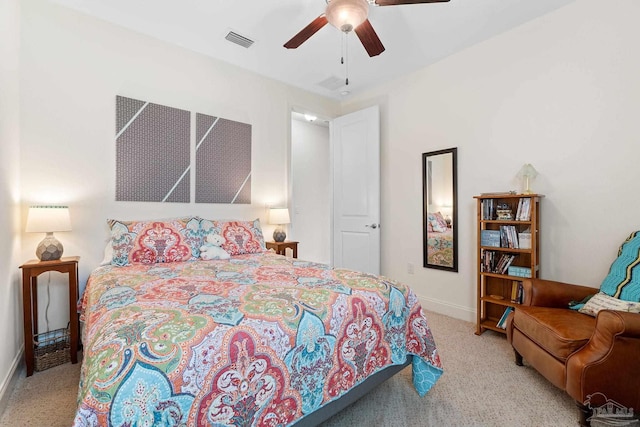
(481, 230), (501, 247)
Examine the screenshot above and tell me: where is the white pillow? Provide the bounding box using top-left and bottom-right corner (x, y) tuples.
(578, 292), (640, 317)
(100, 240), (114, 266)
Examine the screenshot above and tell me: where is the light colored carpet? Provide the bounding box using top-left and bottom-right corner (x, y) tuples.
(0, 312), (577, 426)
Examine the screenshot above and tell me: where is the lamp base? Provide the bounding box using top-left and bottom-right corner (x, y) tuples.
(36, 232), (64, 261)
(522, 176), (534, 195)
(273, 227), (286, 243)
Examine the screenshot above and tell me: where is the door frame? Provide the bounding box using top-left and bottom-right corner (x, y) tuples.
(288, 105), (380, 271)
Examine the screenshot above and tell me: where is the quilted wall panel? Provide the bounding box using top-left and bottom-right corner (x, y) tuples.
(195, 113), (252, 204)
(116, 96), (190, 202)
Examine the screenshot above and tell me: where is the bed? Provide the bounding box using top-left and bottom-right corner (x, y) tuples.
(426, 227), (454, 267)
(425, 211), (454, 268)
(73, 218), (443, 426)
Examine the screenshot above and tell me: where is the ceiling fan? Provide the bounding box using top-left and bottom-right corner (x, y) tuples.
(284, 0), (450, 57)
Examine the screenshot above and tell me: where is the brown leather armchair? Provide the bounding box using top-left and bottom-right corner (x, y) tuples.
(506, 279), (640, 426)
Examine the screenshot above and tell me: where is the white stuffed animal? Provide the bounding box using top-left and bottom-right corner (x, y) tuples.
(200, 234), (230, 260)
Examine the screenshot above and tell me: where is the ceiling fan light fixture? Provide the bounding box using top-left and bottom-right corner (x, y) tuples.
(326, 0), (369, 33)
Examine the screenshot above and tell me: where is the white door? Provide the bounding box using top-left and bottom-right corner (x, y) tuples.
(331, 105), (380, 274)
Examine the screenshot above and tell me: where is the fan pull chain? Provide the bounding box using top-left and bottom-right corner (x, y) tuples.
(341, 31), (345, 65)
(343, 32), (349, 86)
(346, 35), (349, 86)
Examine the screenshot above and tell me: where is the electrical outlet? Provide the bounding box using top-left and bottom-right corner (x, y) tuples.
(407, 263), (414, 274)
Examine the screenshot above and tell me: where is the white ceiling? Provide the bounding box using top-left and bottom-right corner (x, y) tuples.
(49, 0), (574, 100)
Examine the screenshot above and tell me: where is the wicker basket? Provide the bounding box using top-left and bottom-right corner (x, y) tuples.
(33, 327), (70, 372)
(590, 418), (639, 427)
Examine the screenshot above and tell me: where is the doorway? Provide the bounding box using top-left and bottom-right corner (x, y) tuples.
(290, 111), (331, 264)
(289, 106), (380, 272)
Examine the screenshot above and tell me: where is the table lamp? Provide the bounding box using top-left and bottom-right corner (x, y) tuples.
(269, 208), (290, 242)
(441, 205), (453, 227)
(517, 163), (538, 195)
(25, 205), (72, 261)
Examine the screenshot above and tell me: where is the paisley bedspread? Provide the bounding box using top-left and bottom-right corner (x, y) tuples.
(427, 229), (454, 268)
(74, 251), (443, 426)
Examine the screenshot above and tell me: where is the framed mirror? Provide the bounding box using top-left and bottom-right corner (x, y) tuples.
(423, 148), (458, 271)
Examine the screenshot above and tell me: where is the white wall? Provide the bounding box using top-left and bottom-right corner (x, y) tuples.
(0, 0), (24, 408)
(13, 0), (338, 365)
(290, 119), (331, 264)
(343, 0), (640, 321)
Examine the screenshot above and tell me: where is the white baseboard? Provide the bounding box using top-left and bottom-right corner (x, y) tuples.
(0, 347), (24, 417)
(417, 295), (475, 323)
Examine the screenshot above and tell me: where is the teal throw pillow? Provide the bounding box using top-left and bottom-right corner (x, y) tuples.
(599, 231), (640, 302)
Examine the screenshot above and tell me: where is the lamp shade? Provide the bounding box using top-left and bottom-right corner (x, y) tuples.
(26, 206), (72, 261)
(269, 208), (290, 225)
(517, 163), (538, 179)
(25, 206), (72, 233)
(326, 0), (369, 33)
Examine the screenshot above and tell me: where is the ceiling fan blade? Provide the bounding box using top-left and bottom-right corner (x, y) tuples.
(284, 15), (328, 49)
(354, 19), (385, 57)
(375, 0), (449, 6)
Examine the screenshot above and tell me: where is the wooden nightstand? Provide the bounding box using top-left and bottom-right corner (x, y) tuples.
(266, 241), (298, 258)
(20, 256), (80, 376)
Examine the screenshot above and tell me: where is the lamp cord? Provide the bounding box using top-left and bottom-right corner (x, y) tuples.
(45, 272), (51, 333)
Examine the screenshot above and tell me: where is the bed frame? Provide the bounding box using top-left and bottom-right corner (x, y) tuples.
(293, 356), (413, 426)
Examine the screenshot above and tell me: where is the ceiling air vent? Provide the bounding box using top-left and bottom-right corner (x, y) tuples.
(225, 31), (254, 49)
(317, 75), (345, 91)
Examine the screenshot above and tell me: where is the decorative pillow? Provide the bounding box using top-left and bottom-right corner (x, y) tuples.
(599, 230), (640, 302)
(435, 211), (449, 229)
(428, 212), (447, 233)
(100, 241), (113, 266)
(108, 217), (202, 266)
(199, 218), (266, 256)
(578, 292), (640, 317)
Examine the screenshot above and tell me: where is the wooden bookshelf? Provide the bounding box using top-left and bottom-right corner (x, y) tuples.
(474, 193), (543, 335)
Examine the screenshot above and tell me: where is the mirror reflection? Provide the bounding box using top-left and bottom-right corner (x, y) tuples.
(423, 148), (458, 271)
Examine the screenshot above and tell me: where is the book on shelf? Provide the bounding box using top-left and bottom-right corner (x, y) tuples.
(510, 281), (518, 302)
(523, 198), (531, 221)
(481, 199), (495, 220)
(518, 228), (532, 249)
(481, 251), (516, 274)
(496, 202), (513, 220)
(480, 191), (517, 196)
(515, 197), (531, 221)
(510, 280), (523, 303)
(496, 254), (516, 274)
(481, 250), (494, 272)
(496, 306), (514, 329)
(515, 198), (523, 221)
(517, 281), (524, 303)
(499, 225), (519, 249)
(507, 266), (533, 278)
(481, 230), (501, 247)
